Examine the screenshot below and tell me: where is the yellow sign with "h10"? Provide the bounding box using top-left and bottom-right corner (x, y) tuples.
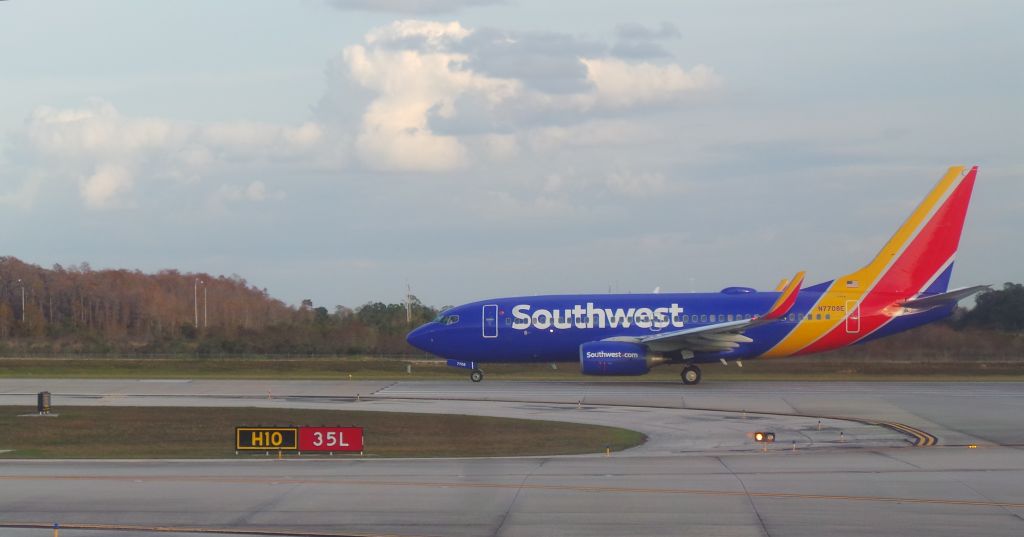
(235, 427), (298, 450)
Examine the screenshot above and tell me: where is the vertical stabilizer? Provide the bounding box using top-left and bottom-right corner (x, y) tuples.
(763, 166), (978, 357)
(843, 165), (977, 296)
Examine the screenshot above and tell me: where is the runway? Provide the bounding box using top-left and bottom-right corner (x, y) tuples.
(1, 379), (1023, 536)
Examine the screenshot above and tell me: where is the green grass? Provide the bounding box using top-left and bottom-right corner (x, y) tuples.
(0, 406), (645, 458)
(0, 356), (1022, 381)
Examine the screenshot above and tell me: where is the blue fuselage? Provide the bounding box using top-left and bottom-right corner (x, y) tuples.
(405, 287), (953, 365)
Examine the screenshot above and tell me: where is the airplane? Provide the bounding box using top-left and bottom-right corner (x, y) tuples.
(407, 166), (986, 384)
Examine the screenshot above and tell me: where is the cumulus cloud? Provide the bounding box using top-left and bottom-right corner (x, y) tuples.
(581, 58), (719, 108)
(10, 20), (719, 208)
(342, 20), (520, 171)
(18, 101), (326, 208)
(336, 20), (719, 168)
(327, 0), (502, 14)
(81, 163), (135, 208)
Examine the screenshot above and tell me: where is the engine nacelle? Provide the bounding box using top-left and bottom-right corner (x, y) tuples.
(579, 341), (651, 376)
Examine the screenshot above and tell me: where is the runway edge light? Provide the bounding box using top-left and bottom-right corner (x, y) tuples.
(754, 432), (776, 443)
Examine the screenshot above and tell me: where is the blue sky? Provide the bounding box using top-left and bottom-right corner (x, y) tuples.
(1, 0), (1021, 309)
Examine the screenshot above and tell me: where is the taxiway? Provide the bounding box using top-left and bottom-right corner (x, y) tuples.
(0, 379), (1021, 536)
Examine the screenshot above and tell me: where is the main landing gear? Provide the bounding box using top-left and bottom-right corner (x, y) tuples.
(681, 365), (702, 385)
(470, 369), (484, 383)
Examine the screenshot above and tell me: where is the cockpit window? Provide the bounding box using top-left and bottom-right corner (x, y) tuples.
(435, 314), (460, 325)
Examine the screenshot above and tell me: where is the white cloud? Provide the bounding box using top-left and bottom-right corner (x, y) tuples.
(364, 19), (472, 45)
(581, 58), (719, 108)
(327, 0), (502, 15)
(27, 101), (186, 161)
(80, 163), (134, 208)
(10, 22), (720, 209)
(337, 21), (718, 173)
(18, 101), (325, 209)
(343, 20), (519, 172)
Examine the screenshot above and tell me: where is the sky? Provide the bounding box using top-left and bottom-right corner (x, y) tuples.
(1, 0), (1021, 310)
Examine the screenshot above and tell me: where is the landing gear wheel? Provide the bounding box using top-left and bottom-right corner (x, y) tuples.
(681, 365), (702, 385)
(470, 369), (484, 383)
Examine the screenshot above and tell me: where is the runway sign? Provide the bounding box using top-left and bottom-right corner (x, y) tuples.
(236, 427), (298, 450)
(298, 427), (364, 452)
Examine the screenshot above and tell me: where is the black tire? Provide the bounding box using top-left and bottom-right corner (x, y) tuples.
(681, 365), (702, 385)
(470, 369), (484, 383)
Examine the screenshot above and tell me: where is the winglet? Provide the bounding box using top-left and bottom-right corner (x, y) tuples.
(762, 271), (805, 320)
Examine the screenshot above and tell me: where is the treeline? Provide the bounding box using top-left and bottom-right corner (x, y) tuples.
(0, 256), (1020, 358)
(0, 257), (437, 355)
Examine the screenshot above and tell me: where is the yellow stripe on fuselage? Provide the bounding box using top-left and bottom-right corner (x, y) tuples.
(760, 166), (965, 358)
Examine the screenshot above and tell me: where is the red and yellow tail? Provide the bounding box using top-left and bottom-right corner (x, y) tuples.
(764, 166), (978, 357)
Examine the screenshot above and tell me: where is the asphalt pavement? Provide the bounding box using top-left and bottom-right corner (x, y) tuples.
(0, 379), (1022, 536)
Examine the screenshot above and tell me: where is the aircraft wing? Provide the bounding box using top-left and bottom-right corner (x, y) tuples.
(604, 271), (805, 354)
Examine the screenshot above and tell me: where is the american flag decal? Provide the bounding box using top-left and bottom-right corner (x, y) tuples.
(846, 280), (859, 288)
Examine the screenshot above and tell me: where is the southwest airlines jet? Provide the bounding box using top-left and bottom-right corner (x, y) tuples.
(407, 166), (985, 384)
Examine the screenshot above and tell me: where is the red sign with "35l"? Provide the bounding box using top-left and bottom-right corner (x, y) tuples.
(297, 427), (364, 452)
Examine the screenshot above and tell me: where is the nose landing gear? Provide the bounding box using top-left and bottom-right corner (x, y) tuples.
(446, 359), (485, 382)
(681, 365), (702, 385)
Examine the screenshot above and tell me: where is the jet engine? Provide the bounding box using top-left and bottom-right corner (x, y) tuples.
(579, 341), (662, 375)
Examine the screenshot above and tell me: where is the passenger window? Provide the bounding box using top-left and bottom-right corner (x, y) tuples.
(682, 314), (689, 322)
(816, 313), (821, 320)
(825, 314), (831, 320)
(718, 314), (724, 322)
(700, 314), (707, 322)
(788, 313), (795, 321)
(505, 318), (512, 326)
(727, 314), (734, 321)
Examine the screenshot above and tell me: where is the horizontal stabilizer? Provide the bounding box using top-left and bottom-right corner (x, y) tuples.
(900, 285), (990, 309)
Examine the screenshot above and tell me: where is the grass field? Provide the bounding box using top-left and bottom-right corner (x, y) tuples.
(1, 356), (1022, 381)
(0, 406), (645, 458)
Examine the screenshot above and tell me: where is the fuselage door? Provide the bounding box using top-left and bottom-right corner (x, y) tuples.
(845, 300), (861, 334)
(482, 304), (499, 339)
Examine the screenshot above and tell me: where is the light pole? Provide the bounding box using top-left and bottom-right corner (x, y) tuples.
(203, 284), (208, 328)
(193, 278), (201, 328)
(17, 279), (24, 322)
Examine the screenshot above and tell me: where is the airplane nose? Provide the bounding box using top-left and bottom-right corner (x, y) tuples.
(406, 324), (433, 352)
